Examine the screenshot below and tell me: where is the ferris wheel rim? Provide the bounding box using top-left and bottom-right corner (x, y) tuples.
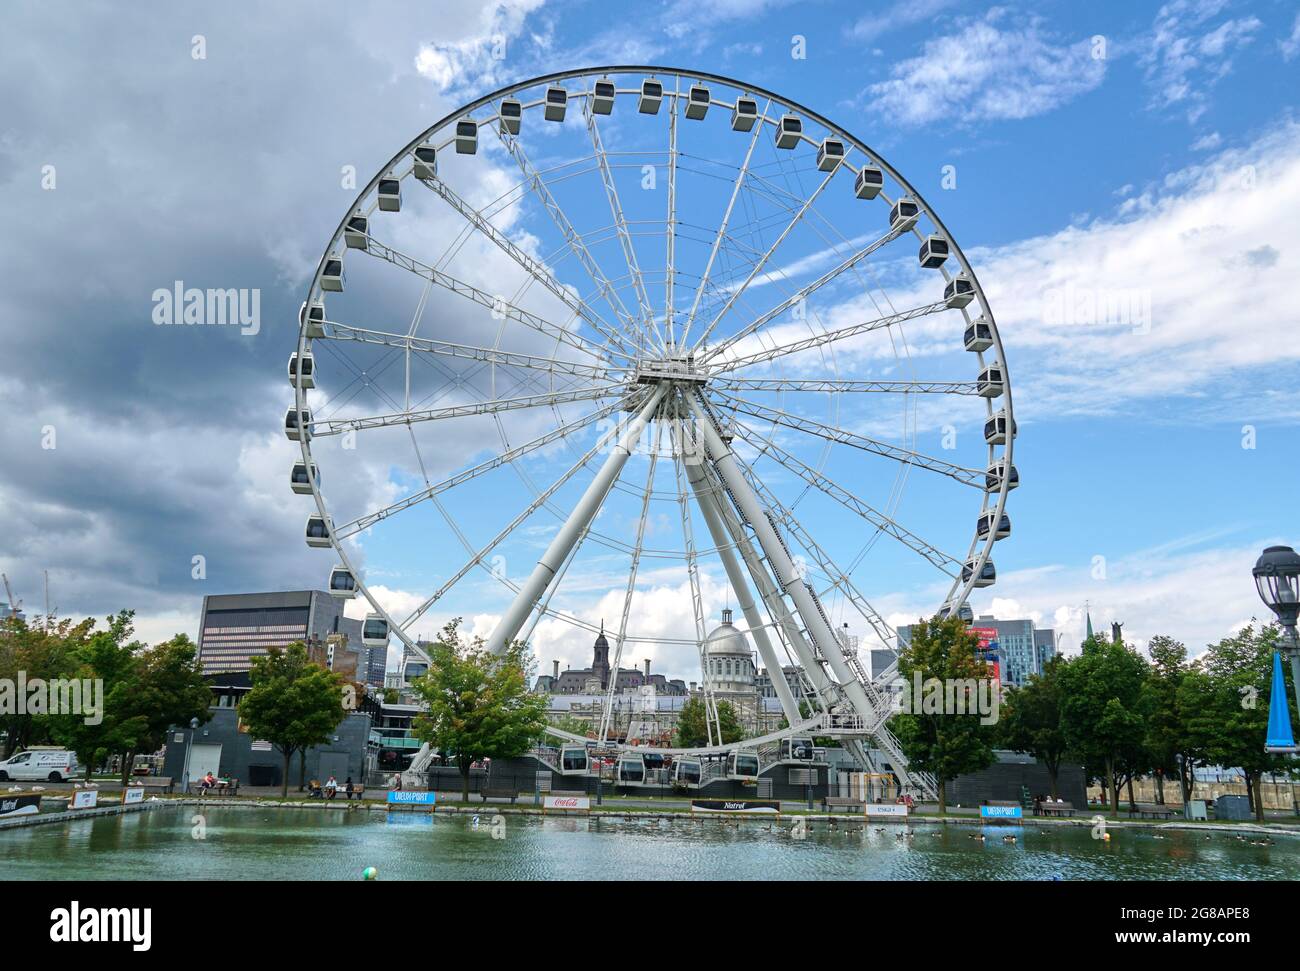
(291, 64), (1015, 753)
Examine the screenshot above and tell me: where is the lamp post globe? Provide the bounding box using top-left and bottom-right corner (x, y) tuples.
(1253, 545), (1300, 633)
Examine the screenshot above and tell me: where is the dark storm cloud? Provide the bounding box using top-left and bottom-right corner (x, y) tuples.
(0, 0), (551, 633)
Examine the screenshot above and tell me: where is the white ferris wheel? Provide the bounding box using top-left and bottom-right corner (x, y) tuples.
(286, 67), (1016, 795)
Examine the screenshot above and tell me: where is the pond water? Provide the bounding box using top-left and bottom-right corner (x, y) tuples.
(1, 807), (1295, 880)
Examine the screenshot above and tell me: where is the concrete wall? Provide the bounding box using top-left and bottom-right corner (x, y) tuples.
(163, 707), (372, 788)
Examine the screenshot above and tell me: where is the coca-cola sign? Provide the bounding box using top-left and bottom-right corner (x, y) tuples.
(544, 795), (591, 811)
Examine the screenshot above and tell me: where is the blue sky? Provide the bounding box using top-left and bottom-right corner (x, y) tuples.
(1, 0), (1298, 682)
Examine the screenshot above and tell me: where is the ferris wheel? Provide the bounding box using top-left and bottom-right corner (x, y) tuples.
(287, 67), (1016, 793)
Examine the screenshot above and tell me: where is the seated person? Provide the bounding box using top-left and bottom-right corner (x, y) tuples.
(200, 771), (216, 789)
(307, 778), (323, 797)
(324, 775), (338, 799)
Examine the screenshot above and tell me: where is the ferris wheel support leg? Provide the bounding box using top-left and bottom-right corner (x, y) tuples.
(700, 458), (839, 706)
(687, 394), (890, 744)
(485, 386), (667, 655)
(685, 459), (802, 726)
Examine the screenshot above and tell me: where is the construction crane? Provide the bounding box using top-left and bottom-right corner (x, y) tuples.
(1, 572), (20, 620)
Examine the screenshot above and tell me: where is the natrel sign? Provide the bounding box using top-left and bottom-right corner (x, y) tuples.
(122, 786), (145, 805)
(691, 799), (780, 815)
(543, 794), (590, 811)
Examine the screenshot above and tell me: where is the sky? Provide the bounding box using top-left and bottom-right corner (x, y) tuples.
(1, 0), (1298, 684)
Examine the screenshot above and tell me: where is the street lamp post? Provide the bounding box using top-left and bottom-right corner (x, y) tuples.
(180, 716), (200, 794)
(1252, 545), (1300, 748)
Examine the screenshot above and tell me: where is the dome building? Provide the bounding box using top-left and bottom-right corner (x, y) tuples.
(701, 609), (759, 729)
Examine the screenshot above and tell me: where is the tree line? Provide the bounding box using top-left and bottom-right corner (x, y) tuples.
(889, 614), (1296, 820)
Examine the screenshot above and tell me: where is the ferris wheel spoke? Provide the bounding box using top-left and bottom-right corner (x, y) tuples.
(357, 233), (631, 364)
(415, 170), (644, 360)
(732, 420), (962, 576)
(334, 400), (620, 540)
(713, 391), (985, 488)
(310, 385), (621, 438)
(494, 126), (643, 347)
(321, 320), (619, 382)
(679, 101), (771, 348)
(688, 158), (841, 354)
(708, 301), (949, 373)
(485, 385), (668, 654)
(700, 224), (910, 365)
(598, 423), (662, 743)
(713, 377), (979, 395)
(397, 402), (643, 631)
(583, 105), (661, 350)
(741, 472), (897, 653)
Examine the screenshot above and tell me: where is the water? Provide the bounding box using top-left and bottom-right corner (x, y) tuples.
(1, 807), (1296, 880)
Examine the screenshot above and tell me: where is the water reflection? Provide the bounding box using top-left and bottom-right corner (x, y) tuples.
(1, 808), (1294, 881)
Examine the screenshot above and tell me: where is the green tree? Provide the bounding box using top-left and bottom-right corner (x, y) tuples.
(1000, 656), (1070, 799)
(889, 614), (997, 813)
(115, 633), (212, 782)
(1179, 622), (1293, 822)
(1141, 635), (1198, 804)
(51, 611), (150, 780)
(0, 615), (91, 757)
(1059, 634), (1148, 815)
(675, 697), (743, 748)
(239, 642), (347, 798)
(408, 620), (548, 803)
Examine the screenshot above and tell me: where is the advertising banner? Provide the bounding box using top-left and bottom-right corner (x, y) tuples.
(970, 626), (1002, 682)
(386, 790), (436, 806)
(980, 804), (1023, 819)
(71, 790), (99, 810)
(0, 793), (42, 817)
(543, 794), (591, 811)
(122, 787), (145, 805)
(690, 799), (780, 815)
(865, 803), (910, 818)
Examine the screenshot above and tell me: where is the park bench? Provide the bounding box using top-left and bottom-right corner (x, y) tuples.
(1035, 801), (1075, 817)
(197, 779), (239, 797)
(137, 777), (174, 794)
(550, 790), (586, 799)
(480, 785), (519, 804)
(1128, 803), (1178, 820)
(822, 796), (866, 811)
(983, 800), (1022, 809)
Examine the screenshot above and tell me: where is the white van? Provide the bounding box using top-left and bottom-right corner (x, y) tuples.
(0, 748), (79, 782)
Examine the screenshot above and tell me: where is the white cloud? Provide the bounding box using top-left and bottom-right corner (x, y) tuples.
(863, 14), (1106, 126)
(1282, 13), (1300, 61)
(884, 535), (1277, 660)
(413, 0), (547, 96)
(1141, 0), (1261, 122)
(847, 0), (960, 43)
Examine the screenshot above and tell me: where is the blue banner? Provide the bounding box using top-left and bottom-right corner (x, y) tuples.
(980, 804), (1023, 819)
(386, 790), (436, 806)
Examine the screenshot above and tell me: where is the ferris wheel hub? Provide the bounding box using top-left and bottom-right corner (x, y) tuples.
(631, 355), (707, 387)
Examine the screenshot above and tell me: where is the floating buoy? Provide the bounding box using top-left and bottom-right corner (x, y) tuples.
(362, 866), (378, 881)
